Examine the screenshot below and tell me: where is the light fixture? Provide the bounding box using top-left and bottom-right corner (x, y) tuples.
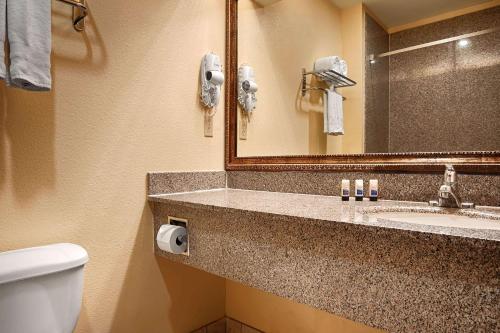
(368, 54), (376, 64)
(457, 39), (470, 48)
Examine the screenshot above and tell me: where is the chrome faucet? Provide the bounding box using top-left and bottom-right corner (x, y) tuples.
(429, 165), (475, 209)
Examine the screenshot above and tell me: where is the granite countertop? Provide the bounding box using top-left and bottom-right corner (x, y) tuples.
(149, 186), (500, 332)
(148, 188), (500, 242)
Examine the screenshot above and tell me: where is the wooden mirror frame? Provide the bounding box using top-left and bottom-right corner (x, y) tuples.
(224, 0), (500, 173)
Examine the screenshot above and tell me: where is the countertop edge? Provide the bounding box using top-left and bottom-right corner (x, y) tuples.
(147, 191), (500, 244)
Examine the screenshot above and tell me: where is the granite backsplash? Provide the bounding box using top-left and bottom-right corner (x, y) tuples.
(226, 171), (500, 207)
(146, 171), (499, 207)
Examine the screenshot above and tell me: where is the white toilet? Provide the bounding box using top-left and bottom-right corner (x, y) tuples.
(0, 243), (89, 333)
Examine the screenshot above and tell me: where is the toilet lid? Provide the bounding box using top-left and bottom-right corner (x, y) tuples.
(0, 243), (89, 284)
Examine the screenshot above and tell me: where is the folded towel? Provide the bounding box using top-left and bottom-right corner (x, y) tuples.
(0, 0), (6, 81)
(314, 56), (340, 73)
(314, 56), (349, 77)
(7, 0), (52, 91)
(324, 89), (344, 135)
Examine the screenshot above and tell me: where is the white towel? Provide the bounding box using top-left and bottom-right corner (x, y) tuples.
(324, 89), (344, 135)
(339, 59), (348, 76)
(0, 0), (6, 81)
(5, 0), (52, 91)
(314, 56), (340, 73)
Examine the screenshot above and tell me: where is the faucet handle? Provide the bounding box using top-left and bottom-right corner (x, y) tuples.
(444, 164), (456, 184)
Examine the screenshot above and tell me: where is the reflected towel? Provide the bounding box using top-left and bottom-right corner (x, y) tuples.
(314, 56), (340, 73)
(0, 0), (6, 81)
(7, 0), (52, 91)
(324, 89), (344, 135)
(339, 59), (348, 76)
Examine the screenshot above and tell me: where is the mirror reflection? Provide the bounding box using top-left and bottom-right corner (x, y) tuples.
(236, 0), (500, 157)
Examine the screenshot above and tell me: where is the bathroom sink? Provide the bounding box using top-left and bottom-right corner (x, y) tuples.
(369, 211), (500, 230)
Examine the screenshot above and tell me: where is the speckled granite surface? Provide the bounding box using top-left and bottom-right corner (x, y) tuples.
(148, 171), (226, 195)
(227, 171), (500, 207)
(149, 189), (500, 241)
(364, 13), (389, 153)
(389, 6), (500, 152)
(149, 188), (500, 333)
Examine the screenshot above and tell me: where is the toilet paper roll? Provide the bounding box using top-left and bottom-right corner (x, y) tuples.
(206, 71), (225, 85)
(242, 80), (258, 93)
(156, 224), (187, 254)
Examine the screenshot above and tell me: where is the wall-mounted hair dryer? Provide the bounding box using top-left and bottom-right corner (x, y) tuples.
(200, 53), (225, 114)
(238, 65), (258, 114)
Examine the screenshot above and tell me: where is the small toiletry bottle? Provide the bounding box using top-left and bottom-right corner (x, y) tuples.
(341, 179), (350, 201)
(355, 179), (364, 201)
(369, 179), (379, 201)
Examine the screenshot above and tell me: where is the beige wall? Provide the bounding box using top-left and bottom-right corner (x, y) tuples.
(1, 1), (380, 332)
(237, 0), (342, 157)
(226, 280), (384, 333)
(0, 1), (226, 332)
(237, 0), (365, 157)
(326, 4), (365, 154)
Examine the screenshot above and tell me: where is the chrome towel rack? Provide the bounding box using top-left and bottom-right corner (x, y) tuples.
(304, 86), (347, 101)
(301, 68), (356, 99)
(55, 0), (87, 32)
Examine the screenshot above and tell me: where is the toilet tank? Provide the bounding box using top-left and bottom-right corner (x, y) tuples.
(0, 243), (89, 333)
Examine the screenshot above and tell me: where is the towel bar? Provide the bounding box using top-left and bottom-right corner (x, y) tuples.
(302, 87), (346, 101)
(371, 27), (499, 59)
(55, 0), (87, 32)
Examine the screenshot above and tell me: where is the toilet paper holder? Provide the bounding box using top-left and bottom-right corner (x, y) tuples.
(158, 216), (189, 256)
(168, 216), (188, 228)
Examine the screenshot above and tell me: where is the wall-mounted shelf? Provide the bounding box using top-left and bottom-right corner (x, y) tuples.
(301, 68), (356, 97)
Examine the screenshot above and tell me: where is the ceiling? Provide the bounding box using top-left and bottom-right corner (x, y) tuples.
(329, 0), (493, 29)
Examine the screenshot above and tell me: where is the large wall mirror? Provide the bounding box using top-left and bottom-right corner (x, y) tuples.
(225, 0), (500, 172)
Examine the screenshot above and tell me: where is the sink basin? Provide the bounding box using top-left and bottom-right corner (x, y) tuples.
(369, 211), (500, 230)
